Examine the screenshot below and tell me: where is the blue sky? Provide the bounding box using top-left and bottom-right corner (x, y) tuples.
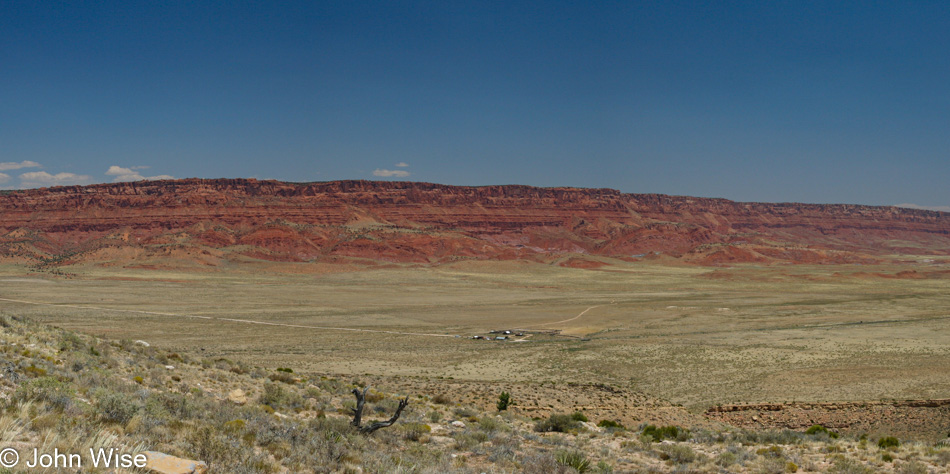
(1, 1), (947, 209)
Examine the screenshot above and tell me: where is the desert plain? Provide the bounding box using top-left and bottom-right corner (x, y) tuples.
(3, 256), (949, 439)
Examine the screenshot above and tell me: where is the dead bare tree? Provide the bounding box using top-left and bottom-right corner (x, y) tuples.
(350, 386), (409, 434)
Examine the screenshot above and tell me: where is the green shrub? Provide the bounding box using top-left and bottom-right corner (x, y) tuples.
(31, 412), (61, 430)
(571, 411), (589, 422)
(374, 397), (400, 415)
(478, 416), (508, 433)
(597, 419), (625, 430)
(454, 431), (489, 450)
(258, 383), (304, 411)
(59, 332), (85, 352)
(13, 377), (74, 410)
(223, 419), (247, 433)
(96, 391), (140, 424)
(534, 413), (581, 433)
(259, 383), (286, 407)
(829, 456), (875, 473)
(898, 460), (929, 474)
(23, 365), (47, 377)
(364, 389), (385, 403)
(715, 451), (737, 467)
(878, 437), (900, 449)
(148, 391), (198, 419)
(657, 443), (697, 464)
(882, 453), (894, 462)
(805, 424), (839, 439)
(642, 424), (685, 442)
(555, 450), (591, 473)
(453, 406), (477, 418)
(399, 422), (431, 441)
(268, 371), (296, 384)
(229, 362), (249, 375)
(756, 445), (784, 458)
(304, 387), (322, 399)
(497, 391), (512, 411)
(138, 397), (173, 430)
(187, 426), (232, 464)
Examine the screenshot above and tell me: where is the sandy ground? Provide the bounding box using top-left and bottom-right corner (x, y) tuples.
(1, 258), (949, 413)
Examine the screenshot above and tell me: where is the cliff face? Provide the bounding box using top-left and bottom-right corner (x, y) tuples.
(1, 178), (948, 267)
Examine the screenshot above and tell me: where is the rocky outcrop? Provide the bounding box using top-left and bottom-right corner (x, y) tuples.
(1, 179), (948, 267)
(143, 451), (207, 474)
(707, 399), (950, 413)
(705, 399), (950, 440)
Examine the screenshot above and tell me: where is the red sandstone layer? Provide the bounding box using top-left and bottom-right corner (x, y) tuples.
(1, 179), (947, 266)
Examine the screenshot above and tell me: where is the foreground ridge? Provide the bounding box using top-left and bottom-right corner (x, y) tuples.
(3, 314), (950, 472)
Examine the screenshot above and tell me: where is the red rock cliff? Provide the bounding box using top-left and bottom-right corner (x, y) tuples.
(1, 179), (947, 266)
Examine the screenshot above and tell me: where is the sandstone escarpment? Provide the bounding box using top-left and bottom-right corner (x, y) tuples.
(1, 179), (948, 267)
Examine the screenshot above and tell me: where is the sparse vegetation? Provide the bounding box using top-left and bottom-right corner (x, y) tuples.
(555, 449), (591, 472)
(96, 391), (141, 424)
(597, 419), (624, 430)
(878, 436), (901, 449)
(0, 316), (942, 472)
(534, 413), (582, 433)
(657, 442), (698, 464)
(805, 424), (840, 439)
(642, 424), (686, 442)
(2, 260), (950, 472)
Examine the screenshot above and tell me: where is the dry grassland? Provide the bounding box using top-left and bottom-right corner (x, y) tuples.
(2, 257), (948, 416)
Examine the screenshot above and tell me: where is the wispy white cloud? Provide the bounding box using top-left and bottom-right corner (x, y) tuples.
(0, 160), (41, 171)
(106, 165), (174, 182)
(373, 168), (410, 178)
(895, 203), (950, 213)
(106, 165), (136, 176)
(394, 162), (409, 168)
(19, 171), (93, 188)
(0, 173), (10, 185)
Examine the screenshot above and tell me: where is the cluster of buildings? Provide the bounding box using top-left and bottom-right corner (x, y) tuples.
(471, 329), (525, 341)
